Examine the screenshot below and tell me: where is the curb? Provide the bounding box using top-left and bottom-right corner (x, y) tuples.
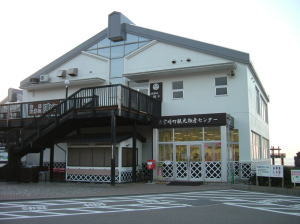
(0, 183), (231, 202)
(232, 184), (300, 196)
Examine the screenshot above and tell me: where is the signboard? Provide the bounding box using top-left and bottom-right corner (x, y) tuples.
(28, 100), (60, 116)
(150, 82), (163, 101)
(256, 165), (283, 178)
(256, 165), (271, 177)
(270, 165), (284, 178)
(154, 113), (230, 128)
(291, 170), (300, 183)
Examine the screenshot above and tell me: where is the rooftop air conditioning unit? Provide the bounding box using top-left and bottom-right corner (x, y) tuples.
(57, 70), (67, 78)
(30, 78), (39, 84)
(67, 68), (78, 77)
(40, 74), (50, 82)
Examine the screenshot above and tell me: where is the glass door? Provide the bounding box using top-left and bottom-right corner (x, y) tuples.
(174, 144), (204, 181)
(189, 145), (203, 180)
(175, 145), (188, 179)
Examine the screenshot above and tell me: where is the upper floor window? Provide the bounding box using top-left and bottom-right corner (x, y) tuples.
(256, 86), (268, 123)
(215, 77), (227, 96)
(256, 87), (261, 115)
(172, 81), (183, 99)
(260, 97), (268, 123)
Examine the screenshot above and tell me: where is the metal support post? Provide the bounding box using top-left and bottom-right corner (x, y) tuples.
(39, 150), (44, 168)
(132, 121), (137, 182)
(110, 111), (116, 186)
(50, 146), (54, 182)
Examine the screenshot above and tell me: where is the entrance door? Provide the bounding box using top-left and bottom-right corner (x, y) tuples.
(175, 145), (188, 179)
(189, 145), (203, 180)
(175, 144), (203, 181)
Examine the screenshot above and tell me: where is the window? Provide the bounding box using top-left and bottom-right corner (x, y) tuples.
(159, 144), (173, 161)
(230, 129), (239, 161)
(159, 129), (173, 142)
(256, 87), (261, 115)
(251, 131), (261, 160)
(204, 143), (221, 161)
(256, 86), (268, 123)
(172, 81), (183, 99)
(261, 97), (268, 123)
(67, 147), (118, 167)
(122, 148), (138, 167)
(261, 138), (270, 159)
(204, 127), (221, 141)
(215, 77), (227, 96)
(174, 128), (203, 141)
(230, 144), (239, 161)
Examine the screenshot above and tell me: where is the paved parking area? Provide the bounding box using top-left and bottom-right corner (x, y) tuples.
(0, 190), (299, 223)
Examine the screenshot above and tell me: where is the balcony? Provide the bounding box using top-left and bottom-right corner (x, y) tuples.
(0, 85), (161, 129)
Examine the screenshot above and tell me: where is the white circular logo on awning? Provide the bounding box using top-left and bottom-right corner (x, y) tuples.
(153, 83), (160, 90)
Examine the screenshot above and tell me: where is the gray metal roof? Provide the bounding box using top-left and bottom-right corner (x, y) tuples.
(125, 24), (250, 64)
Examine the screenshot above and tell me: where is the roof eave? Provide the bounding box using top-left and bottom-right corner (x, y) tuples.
(125, 24), (250, 64)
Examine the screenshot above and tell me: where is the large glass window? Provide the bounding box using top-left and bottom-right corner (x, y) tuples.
(159, 129), (173, 142)
(125, 43), (139, 55)
(204, 127), (221, 141)
(230, 144), (239, 161)
(261, 137), (270, 159)
(159, 144), (173, 161)
(111, 46), (124, 58)
(174, 128), (203, 141)
(229, 129), (239, 161)
(68, 147), (118, 167)
(230, 129), (239, 142)
(190, 145), (202, 162)
(98, 48), (110, 58)
(251, 131), (261, 160)
(84, 35), (152, 83)
(204, 143), (221, 161)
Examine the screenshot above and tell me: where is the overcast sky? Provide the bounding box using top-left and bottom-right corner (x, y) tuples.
(0, 0), (299, 159)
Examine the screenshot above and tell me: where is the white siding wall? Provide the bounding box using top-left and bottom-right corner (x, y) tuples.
(247, 67), (269, 161)
(124, 42), (229, 74)
(22, 53), (110, 102)
(148, 63), (252, 161)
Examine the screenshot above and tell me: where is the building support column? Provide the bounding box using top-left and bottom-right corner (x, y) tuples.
(110, 111), (116, 186)
(7, 146), (21, 181)
(39, 150), (44, 168)
(152, 128), (159, 181)
(50, 146), (54, 182)
(132, 121), (137, 182)
(221, 126), (228, 182)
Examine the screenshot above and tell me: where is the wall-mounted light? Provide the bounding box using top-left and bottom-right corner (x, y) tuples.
(64, 79), (70, 99)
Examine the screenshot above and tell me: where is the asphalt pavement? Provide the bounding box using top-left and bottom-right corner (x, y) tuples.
(0, 189), (299, 224)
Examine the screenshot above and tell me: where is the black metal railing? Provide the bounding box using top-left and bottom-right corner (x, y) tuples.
(3, 85), (161, 149)
(0, 85), (161, 122)
(0, 99), (64, 120)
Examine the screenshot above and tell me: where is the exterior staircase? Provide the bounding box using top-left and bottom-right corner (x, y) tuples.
(0, 84), (161, 180)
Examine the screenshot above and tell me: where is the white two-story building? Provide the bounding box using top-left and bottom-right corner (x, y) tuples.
(1, 11), (270, 183)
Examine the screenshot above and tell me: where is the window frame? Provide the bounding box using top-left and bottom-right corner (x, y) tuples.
(215, 76), (228, 96)
(172, 80), (184, 100)
(256, 87), (261, 115)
